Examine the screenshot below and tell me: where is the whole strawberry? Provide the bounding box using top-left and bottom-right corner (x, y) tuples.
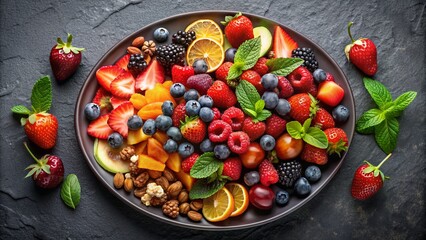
(180, 116), (206, 144)
(181, 153), (199, 173)
(11, 76), (58, 149)
(24, 142), (64, 189)
(351, 154), (392, 200)
(287, 93), (317, 124)
(301, 144), (328, 165)
(222, 157), (242, 181)
(50, 33), (85, 81)
(324, 128), (348, 156)
(221, 12), (254, 48)
(344, 22), (377, 76)
(312, 108), (335, 130)
(207, 80), (237, 109)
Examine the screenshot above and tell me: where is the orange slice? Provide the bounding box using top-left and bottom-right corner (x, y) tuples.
(202, 187), (234, 222)
(186, 38), (224, 73)
(225, 183), (249, 217)
(185, 19), (223, 45)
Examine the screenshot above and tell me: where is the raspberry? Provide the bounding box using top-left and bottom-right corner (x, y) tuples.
(186, 74), (213, 95)
(276, 76), (294, 99)
(172, 103), (186, 127)
(308, 82), (318, 97)
(265, 114), (287, 139)
(258, 160), (279, 186)
(287, 66), (314, 93)
(222, 157), (242, 181)
(215, 62), (233, 81)
(241, 70), (264, 94)
(242, 117), (265, 141)
(325, 72), (335, 82)
(227, 131), (250, 154)
(208, 120), (232, 143)
(252, 57), (269, 76)
(221, 107), (245, 131)
(212, 107), (221, 120)
(181, 153), (199, 173)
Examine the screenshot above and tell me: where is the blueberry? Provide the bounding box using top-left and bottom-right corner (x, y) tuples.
(275, 99), (291, 116)
(192, 59), (208, 74)
(170, 83), (186, 98)
(214, 144), (231, 160)
(243, 171), (260, 187)
(162, 100), (174, 116)
(155, 115), (173, 131)
(163, 139), (178, 153)
(166, 126), (182, 142)
(200, 139), (214, 152)
(142, 119), (156, 135)
(127, 115), (143, 130)
(153, 27), (169, 43)
(185, 100), (201, 117)
(178, 142), (194, 158)
(260, 135), (276, 151)
(261, 91), (279, 109)
(313, 69), (327, 84)
(332, 104), (350, 123)
(225, 48), (237, 62)
(261, 73), (279, 91)
(294, 177), (312, 196)
(198, 95), (214, 108)
(184, 89), (199, 102)
(199, 107), (214, 122)
(305, 165), (322, 183)
(84, 103), (100, 121)
(107, 132), (123, 149)
(275, 190), (290, 206)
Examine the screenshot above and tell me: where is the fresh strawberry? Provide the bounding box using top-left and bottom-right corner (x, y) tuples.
(272, 26), (298, 58)
(317, 81), (345, 107)
(186, 74), (213, 95)
(222, 157), (242, 181)
(49, 33), (84, 81)
(110, 71), (135, 99)
(92, 87), (112, 114)
(107, 102), (135, 138)
(207, 80), (237, 109)
(23, 142), (64, 189)
(241, 70), (264, 94)
(115, 54), (130, 71)
(288, 93), (317, 123)
(265, 114), (287, 139)
(180, 116), (206, 144)
(181, 153), (199, 173)
(110, 96), (129, 109)
(351, 154), (392, 200)
(171, 65), (194, 86)
(276, 76), (294, 98)
(96, 65), (124, 92)
(221, 107), (245, 131)
(312, 108), (335, 130)
(172, 103), (186, 127)
(242, 117), (266, 141)
(301, 144), (328, 165)
(222, 12), (254, 48)
(135, 59), (165, 92)
(215, 62), (233, 82)
(252, 57), (269, 76)
(87, 114), (114, 139)
(345, 22), (377, 76)
(258, 160), (279, 186)
(324, 128), (348, 156)
(287, 66), (314, 93)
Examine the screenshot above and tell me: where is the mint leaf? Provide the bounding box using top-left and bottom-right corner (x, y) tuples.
(266, 58), (304, 76)
(60, 174), (81, 209)
(234, 37), (261, 70)
(303, 127), (328, 149)
(363, 77), (392, 109)
(302, 118), (312, 133)
(385, 91), (417, 118)
(31, 76), (52, 113)
(255, 100), (265, 113)
(256, 109), (271, 122)
(236, 80), (260, 112)
(356, 108), (385, 133)
(189, 178), (226, 200)
(245, 108), (257, 118)
(227, 62), (244, 80)
(375, 118), (399, 154)
(11, 105), (31, 115)
(190, 152), (222, 179)
(286, 121), (303, 139)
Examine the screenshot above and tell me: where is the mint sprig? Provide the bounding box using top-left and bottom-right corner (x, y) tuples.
(266, 58), (304, 76)
(189, 178), (226, 200)
(236, 80), (271, 121)
(286, 118), (328, 149)
(60, 174), (81, 209)
(190, 152), (222, 179)
(226, 37), (261, 80)
(356, 77), (416, 154)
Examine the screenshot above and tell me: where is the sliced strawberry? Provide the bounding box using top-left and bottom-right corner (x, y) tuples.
(92, 87), (112, 114)
(135, 59), (165, 92)
(110, 71), (135, 99)
(317, 81), (345, 107)
(273, 26), (298, 58)
(96, 65), (124, 92)
(110, 96), (129, 109)
(107, 102), (135, 138)
(115, 54), (130, 72)
(87, 114), (114, 139)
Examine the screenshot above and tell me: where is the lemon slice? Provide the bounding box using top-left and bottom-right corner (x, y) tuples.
(225, 183), (249, 217)
(185, 19), (223, 45)
(186, 38), (225, 73)
(202, 187), (235, 222)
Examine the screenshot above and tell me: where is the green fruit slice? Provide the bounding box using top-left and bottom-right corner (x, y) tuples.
(253, 26), (272, 57)
(94, 138), (130, 173)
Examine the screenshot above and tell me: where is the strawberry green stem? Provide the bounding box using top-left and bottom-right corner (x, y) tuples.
(376, 153), (392, 169)
(347, 22), (355, 43)
(24, 142), (41, 164)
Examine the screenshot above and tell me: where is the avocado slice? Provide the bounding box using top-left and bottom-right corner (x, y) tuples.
(94, 138), (130, 173)
(253, 26), (272, 57)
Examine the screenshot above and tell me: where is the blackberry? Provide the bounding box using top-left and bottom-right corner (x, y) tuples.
(291, 47), (319, 72)
(156, 43), (185, 71)
(127, 54), (147, 75)
(172, 30), (196, 48)
(276, 160), (302, 188)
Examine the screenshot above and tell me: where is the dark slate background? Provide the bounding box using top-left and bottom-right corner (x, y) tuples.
(1, 0), (425, 239)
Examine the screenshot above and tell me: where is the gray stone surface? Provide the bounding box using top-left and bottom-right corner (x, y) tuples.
(0, 0), (425, 239)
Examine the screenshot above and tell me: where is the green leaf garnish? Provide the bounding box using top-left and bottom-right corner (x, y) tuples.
(226, 37), (261, 79)
(60, 174), (81, 209)
(266, 57), (304, 76)
(374, 118), (399, 154)
(11, 105), (31, 115)
(363, 77), (392, 109)
(31, 76), (52, 113)
(286, 119), (328, 149)
(236, 80), (271, 122)
(189, 178), (226, 200)
(190, 152), (222, 179)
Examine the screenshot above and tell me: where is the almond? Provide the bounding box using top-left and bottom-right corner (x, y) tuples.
(127, 46), (142, 55)
(132, 36), (145, 48)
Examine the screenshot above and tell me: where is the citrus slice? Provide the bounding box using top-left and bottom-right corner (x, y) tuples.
(186, 38), (224, 73)
(225, 183), (249, 217)
(185, 19), (223, 45)
(202, 187), (235, 222)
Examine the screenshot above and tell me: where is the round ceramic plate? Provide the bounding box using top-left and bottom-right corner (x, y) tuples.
(75, 10), (355, 230)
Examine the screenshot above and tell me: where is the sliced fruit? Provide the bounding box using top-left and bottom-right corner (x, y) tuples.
(153, 131), (168, 145)
(94, 138), (129, 173)
(186, 38), (224, 73)
(87, 114), (114, 140)
(134, 140), (148, 155)
(96, 65), (124, 92)
(185, 19), (224, 45)
(137, 154), (165, 171)
(145, 83), (176, 105)
(225, 183), (249, 217)
(166, 152), (182, 172)
(129, 93), (147, 110)
(147, 138), (169, 163)
(162, 80), (173, 90)
(110, 96), (129, 109)
(135, 59), (165, 92)
(127, 128), (150, 145)
(273, 26), (298, 58)
(115, 54), (130, 71)
(202, 187), (235, 222)
(317, 81), (345, 107)
(92, 87), (112, 114)
(110, 71), (135, 99)
(175, 170), (195, 191)
(137, 102), (163, 120)
(253, 26), (272, 57)
(107, 102), (135, 138)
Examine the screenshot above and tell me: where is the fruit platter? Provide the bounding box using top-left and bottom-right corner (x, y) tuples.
(75, 11), (355, 230)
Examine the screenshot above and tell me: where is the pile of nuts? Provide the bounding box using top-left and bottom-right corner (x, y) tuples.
(126, 35), (156, 59)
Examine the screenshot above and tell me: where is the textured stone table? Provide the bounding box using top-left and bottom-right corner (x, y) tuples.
(1, 0), (425, 239)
